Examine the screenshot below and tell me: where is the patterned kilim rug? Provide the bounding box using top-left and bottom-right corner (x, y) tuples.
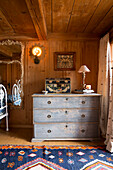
(0, 145), (113, 170)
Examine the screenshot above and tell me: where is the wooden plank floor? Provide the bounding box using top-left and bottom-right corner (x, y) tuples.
(0, 128), (105, 146)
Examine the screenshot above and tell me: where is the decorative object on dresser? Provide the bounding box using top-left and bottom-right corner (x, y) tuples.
(73, 89), (94, 94)
(78, 65), (90, 89)
(54, 52), (76, 71)
(45, 78), (71, 93)
(32, 93), (101, 142)
(86, 85), (91, 90)
(29, 43), (46, 64)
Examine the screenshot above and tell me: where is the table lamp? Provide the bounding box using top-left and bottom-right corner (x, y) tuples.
(78, 65), (90, 89)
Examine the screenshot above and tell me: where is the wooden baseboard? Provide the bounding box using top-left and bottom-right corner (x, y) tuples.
(0, 124), (33, 129)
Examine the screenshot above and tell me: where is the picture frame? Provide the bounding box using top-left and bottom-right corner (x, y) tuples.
(54, 52), (76, 71)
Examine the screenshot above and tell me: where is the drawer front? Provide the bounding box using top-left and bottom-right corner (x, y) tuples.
(34, 123), (99, 138)
(33, 109), (99, 123)
(33, 96), (100, 109)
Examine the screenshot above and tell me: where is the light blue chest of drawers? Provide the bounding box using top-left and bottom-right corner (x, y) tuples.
(32, 93), (101, 142)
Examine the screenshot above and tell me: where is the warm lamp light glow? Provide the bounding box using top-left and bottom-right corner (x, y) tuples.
(32, 46), (42, 56)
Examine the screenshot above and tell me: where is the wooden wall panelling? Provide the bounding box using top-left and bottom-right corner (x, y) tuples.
(77, 42), (84, 88)
(49, 40), (62, 78)
(45, 41), (50, 78)
(48, 40), (82, 91)
(23, 42), (29, 125)
(26, 42), (34, 125)
(25, 41), (48, 125)
(8, 38), (99, 128)
(82, 41), (99, 92)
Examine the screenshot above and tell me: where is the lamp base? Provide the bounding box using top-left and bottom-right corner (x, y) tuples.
(83, 83), (86, 90)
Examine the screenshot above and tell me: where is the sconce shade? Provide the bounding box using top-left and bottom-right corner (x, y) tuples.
(32, 46), (42, 56)
(78, 65), (90, 73)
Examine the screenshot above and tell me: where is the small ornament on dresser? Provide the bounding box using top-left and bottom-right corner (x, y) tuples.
(83, 84), (94, 93)
(86, 85), (91, 90)
(42, 90), (48, 95)
(73, 85), (94, 94)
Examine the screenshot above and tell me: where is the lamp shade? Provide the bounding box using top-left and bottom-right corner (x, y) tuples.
(32, 46), (42, 56)
(78, 65), (90, 73)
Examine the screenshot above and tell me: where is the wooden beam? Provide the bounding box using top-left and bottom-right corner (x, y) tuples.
(25, 0), (47, 40)
(0, 35), (39, 41)
(38, 0), (47, 37)
(43, 0), (51, 33)
(0, 10), (14, 34)
(0, 0), (37, 38)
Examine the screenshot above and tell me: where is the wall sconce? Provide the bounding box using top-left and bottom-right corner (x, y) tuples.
(29, 44), (46, 64)
(78, 65), (90, 89)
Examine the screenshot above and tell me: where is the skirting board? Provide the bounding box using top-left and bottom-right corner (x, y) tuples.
(0, 124), (33, 128)
(31, 138), (101, 142)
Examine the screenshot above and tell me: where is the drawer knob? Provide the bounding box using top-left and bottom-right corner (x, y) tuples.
(81, 129), (85, 133)
(65, 111), (68, 114)
(47, 130), (51, 133)
(66, 98), (68, 101)
(82, 101), (85, 104)
(47, 115), (51, 118)
(65, 125), (68, 128)
(81, 114), (85, 118)
(47, 101), (51, 104)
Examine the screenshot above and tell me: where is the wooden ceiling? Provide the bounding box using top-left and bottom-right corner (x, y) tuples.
(0, 0), (113, 40)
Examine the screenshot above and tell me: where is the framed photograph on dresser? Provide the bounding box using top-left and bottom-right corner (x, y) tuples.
(54, 52), (76, 71)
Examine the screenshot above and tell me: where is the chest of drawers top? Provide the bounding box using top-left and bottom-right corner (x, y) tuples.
(32, 93), (101, 109)
(32, 93), (101, 97)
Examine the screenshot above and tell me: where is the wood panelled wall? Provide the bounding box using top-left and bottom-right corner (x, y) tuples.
(9, 38), (99, 127)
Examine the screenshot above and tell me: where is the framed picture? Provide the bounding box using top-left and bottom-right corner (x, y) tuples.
(54, 52), (76, 71)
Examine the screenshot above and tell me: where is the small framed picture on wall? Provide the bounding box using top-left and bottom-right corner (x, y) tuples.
(54, 52), (76, 71)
